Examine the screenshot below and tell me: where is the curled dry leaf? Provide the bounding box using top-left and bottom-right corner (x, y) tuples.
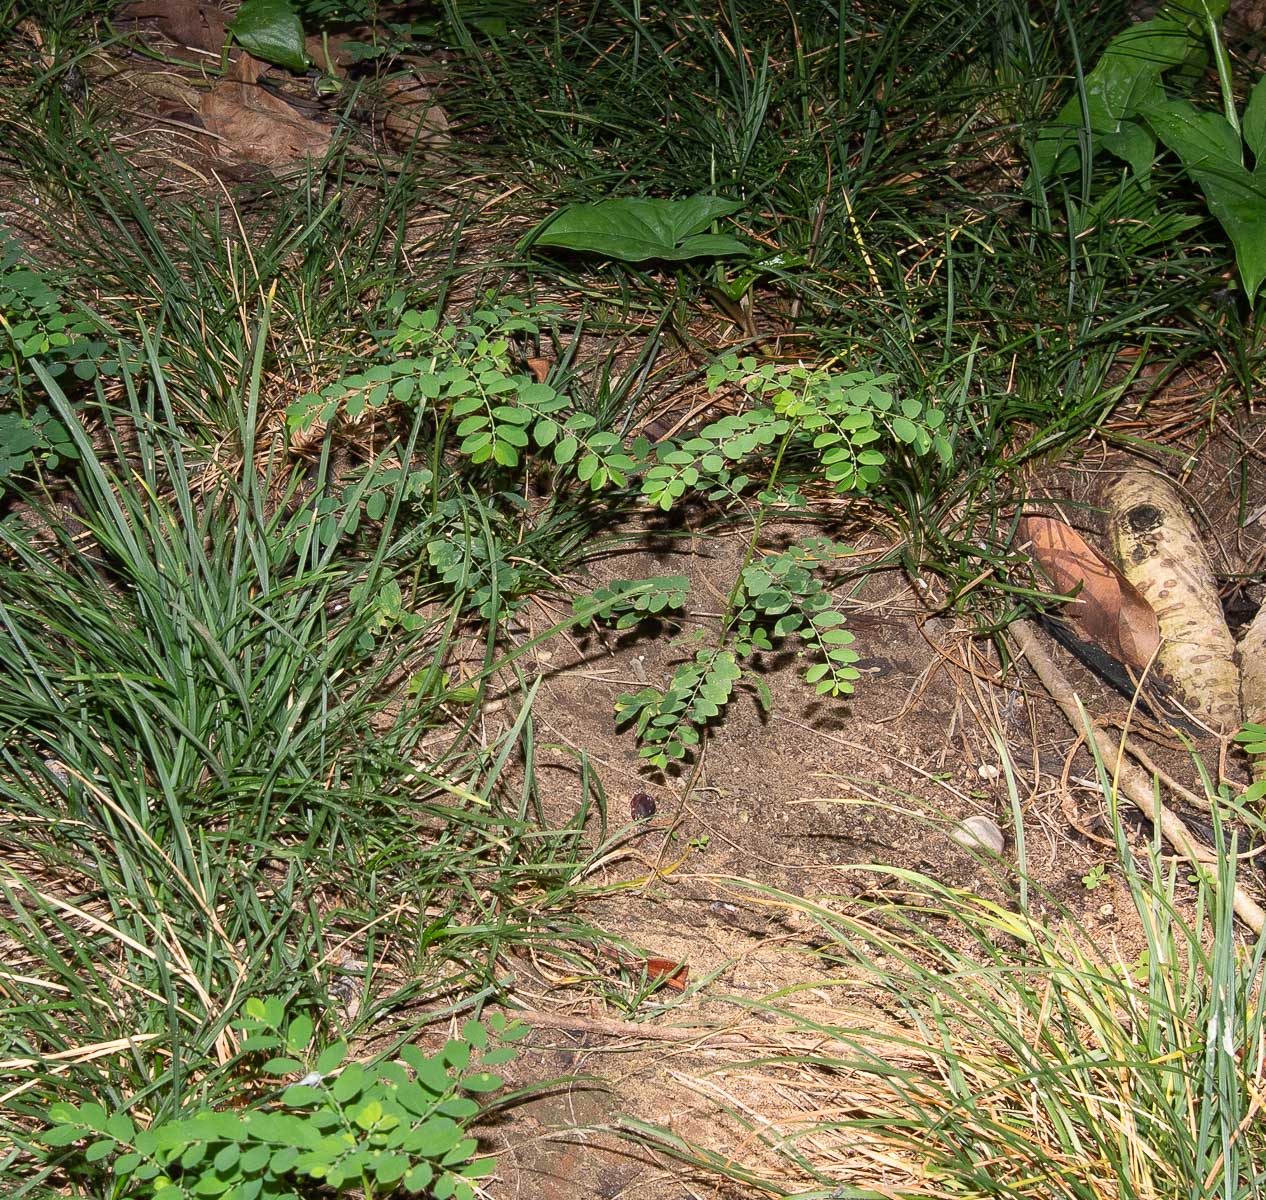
(602, 944), (688, 992)
(1019, 514), (1161, 677)
(121, 0), (227, 55)
(200, 52), (331, 167)
(378, 72), (450, 151)
(642, 957), (689, 992)
(1103, 470), (1241, 733)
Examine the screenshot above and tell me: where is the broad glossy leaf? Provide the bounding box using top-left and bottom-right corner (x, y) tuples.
(1142, 97), (1266, 300)
(230, 0), (309, 71)
(1244, 73), (1266, 162)
(1034, 18), (1189, 179)
(662, 194), (746, 237)
(535, 196), (749, 262)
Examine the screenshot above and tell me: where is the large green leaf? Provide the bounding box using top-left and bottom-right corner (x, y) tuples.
(1243, 73), (1266, 163)
(1034, 18), (1191, 181)
(230, 0), (310, 72)
(1141, 96), (1266, 302)
(534, 196), (750, 262)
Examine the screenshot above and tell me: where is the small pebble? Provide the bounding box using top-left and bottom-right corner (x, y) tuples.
(950, 814), (1005, 855)
(977, 763), (1000, 781)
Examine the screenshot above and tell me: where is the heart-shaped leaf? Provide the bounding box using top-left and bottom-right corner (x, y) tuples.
(1033, 17), (1190, 181)
(1140, 97), (1266, 302)
(230, 0), (309, 72)
(534, 196), (749, 263)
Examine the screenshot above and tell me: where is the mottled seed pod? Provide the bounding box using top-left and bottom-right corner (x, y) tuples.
(1239, 608), (1266, 782)
(1103, 470), (1240, 733)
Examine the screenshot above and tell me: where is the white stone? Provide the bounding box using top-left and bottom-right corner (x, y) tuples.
(950, 814), (1005, 855)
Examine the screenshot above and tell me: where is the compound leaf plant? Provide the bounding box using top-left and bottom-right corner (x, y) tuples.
(287, 296), (947, 772)
(578, 353), (949, 770)
(41, 998), (526, 1200)
(0, 225), (112, 488)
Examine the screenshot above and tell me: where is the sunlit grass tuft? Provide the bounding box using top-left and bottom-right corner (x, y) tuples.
(0, 329), (619, 1191)
(631, 757), (1266, 1198)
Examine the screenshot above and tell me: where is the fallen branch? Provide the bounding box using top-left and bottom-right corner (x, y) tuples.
(501, 1007), (937, 1068)
(501, 1008), (737, 1044)
(1012, 619), (1265, 934)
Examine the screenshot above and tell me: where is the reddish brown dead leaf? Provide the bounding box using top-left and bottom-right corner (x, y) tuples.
(200, 52), (332, 167)
(642, 957), (689, 992)
(1019, 514), (1161, 676)
(602, 944), (689, 992)
(121, 0), (227, 55)
(524, 357), (551, 384)
(378, 73), (450, 151)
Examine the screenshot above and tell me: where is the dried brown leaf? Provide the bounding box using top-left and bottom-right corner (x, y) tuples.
(121, 0), (227, 54)
(642, 957), (689, 992)
(1019, 514), (1162, 676)
(199, 53), (331, 166)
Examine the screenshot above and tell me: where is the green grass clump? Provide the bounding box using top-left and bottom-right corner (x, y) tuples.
(440, 0), (1248, 606)
(632, 768), (1266, 1198)
(0, 335), (613, 1192)
(2, 2), (1265, 1194)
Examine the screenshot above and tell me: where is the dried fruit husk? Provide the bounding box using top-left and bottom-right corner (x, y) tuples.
(1103, 470), (1241, 733)
(1239, 605), (1266, 782)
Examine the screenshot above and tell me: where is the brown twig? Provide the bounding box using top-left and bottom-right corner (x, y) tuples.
(1012, 619), (1265, 933)
(500, 1008), (933, 1068)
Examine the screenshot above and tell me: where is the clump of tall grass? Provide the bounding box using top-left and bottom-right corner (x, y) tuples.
(634, 759), (1266, 1198)
(437, 0), (1239, 613)
(0, 326), (616, 1192)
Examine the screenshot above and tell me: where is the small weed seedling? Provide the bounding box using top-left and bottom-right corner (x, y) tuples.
(1081, 863), (1107, 890)
(580, 352), (948, 769)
